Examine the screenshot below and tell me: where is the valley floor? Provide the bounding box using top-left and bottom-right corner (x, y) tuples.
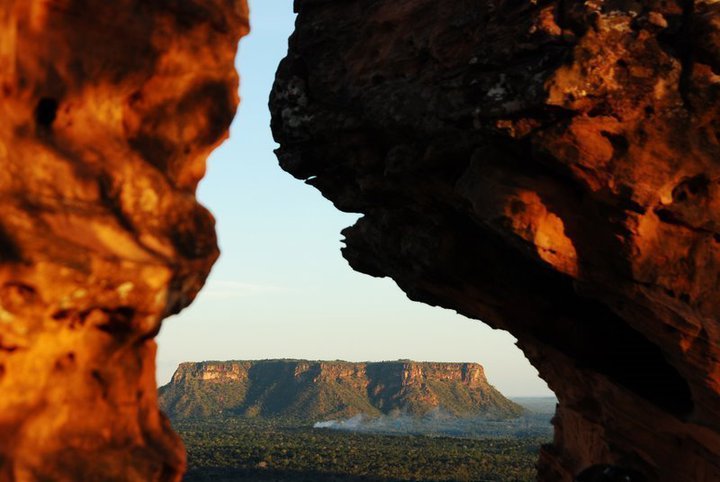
(176, 418), (549, 482)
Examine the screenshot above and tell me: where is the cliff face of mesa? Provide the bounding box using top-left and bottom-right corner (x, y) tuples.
(271, 1), (720, 481)
(159, 360), (524, 420)
(0, 1), (248, 481)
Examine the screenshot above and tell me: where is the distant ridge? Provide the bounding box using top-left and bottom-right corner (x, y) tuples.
(159, 359), (525, 420)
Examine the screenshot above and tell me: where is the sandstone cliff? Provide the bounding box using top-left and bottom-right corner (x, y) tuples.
(0, 1), (248, 480)
(159, 359), (524, 420)
(271, 1), (720, 481)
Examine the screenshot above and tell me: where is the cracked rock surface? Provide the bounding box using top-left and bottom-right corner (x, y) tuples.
(0, 1), (247, 480)
(271, 1), (720, 480)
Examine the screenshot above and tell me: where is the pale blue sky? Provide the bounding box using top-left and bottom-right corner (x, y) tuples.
(156, 0), (553, 397)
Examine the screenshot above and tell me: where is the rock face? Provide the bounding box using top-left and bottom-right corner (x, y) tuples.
(160, 359), (524, 420)
(271, 1), (720, 481)
(0, 1), (247, 480)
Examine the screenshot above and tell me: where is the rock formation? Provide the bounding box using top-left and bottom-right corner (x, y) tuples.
(271, 1), (720, 481)
(160, 359), (524, 420)
(0, 1), (248, 480)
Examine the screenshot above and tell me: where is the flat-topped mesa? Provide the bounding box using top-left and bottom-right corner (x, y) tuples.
(172, 359), (487, 386)
(271, 1), (720, 481)
(0, 1), (248, 481)
(160, 359), (522, 420)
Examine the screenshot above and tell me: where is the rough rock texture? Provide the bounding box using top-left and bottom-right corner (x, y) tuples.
(159, 359), (524, 420)
(0, 1), (247, 480)
(271, 1), (720, 480)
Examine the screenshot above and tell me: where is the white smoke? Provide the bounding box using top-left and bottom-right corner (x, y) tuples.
(313, 414), (365, 429)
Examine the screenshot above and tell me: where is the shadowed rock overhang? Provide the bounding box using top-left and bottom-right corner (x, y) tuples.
(270, 1), (720, 481)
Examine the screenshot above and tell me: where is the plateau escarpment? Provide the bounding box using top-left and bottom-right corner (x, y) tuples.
(0, 1), (248, 480)
(160, 360), (524, 420)
(271, 1), (720, 481)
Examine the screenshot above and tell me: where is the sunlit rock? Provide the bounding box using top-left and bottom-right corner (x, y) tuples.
(0, 1), (248, 480)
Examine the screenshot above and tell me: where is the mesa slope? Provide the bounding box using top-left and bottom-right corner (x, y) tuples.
(159, 359), (524, 421)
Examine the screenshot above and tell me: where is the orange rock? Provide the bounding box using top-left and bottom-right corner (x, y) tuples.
(0, 1), (248, 480)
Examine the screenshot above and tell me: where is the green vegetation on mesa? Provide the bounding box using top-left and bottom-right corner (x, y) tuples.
(177, 417), (546, 482)
(159, 359), (525, 421)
